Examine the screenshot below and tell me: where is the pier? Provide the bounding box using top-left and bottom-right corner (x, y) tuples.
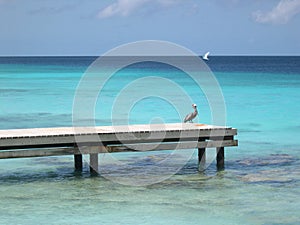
(0, 123), (237, 172)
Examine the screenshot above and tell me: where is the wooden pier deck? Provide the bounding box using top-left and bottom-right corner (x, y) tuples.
(0, 123), (237, 172)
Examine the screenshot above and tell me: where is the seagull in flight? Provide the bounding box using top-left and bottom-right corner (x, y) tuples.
(184, 104), (198, 123)
(202, 51), (210, 61)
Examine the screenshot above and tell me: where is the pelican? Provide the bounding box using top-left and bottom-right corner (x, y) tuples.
(202, 51), (210, 61)
(184, 104), (198, 123)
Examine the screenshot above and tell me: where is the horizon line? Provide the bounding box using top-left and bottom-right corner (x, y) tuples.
(0, 54), (299, 57)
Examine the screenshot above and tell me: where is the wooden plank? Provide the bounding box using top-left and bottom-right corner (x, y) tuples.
(0, 147), (76, 159)
(0, 127), (237, 150)
(107, 140), (237, 152)
(0, 124), (236, 138)
(0, 140), (237, 159)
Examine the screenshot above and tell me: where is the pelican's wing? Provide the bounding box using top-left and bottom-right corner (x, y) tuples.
(184, 113), (191, 122)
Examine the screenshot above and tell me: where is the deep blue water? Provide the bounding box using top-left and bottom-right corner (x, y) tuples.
(0, 56), (300, 224)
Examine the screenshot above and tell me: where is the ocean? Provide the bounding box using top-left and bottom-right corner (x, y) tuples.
(0, 56), (300, 224)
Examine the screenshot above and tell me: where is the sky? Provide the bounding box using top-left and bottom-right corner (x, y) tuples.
(0, 0), (300, 56)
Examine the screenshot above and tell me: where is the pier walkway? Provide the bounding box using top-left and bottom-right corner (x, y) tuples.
(0, 123), (237, 172)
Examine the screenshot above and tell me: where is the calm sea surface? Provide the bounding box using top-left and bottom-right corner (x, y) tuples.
(0, 56), (300, 224)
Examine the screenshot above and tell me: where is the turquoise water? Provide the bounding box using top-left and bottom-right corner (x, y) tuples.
(0, 56), (300, 224)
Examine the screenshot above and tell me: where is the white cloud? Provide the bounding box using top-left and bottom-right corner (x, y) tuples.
(253, 0), (300, 24)
(97, 0), (181, 18)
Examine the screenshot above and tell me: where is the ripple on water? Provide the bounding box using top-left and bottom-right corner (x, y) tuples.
(236, 154), (295, 166)
(234, 154), (300, 184)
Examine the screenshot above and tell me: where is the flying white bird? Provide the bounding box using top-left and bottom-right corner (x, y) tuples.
(184, 104), (198, 123)
(202, 51), (210, 61)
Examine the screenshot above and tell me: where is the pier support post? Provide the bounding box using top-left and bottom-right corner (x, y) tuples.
(89, 153), (99, 174)
(216, 147), (225, 170)
(198, 148), (206, 171)
(74, 154), (83, 171)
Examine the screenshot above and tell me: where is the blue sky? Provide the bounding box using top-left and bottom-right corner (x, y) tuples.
(0, 0), (299, 56)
